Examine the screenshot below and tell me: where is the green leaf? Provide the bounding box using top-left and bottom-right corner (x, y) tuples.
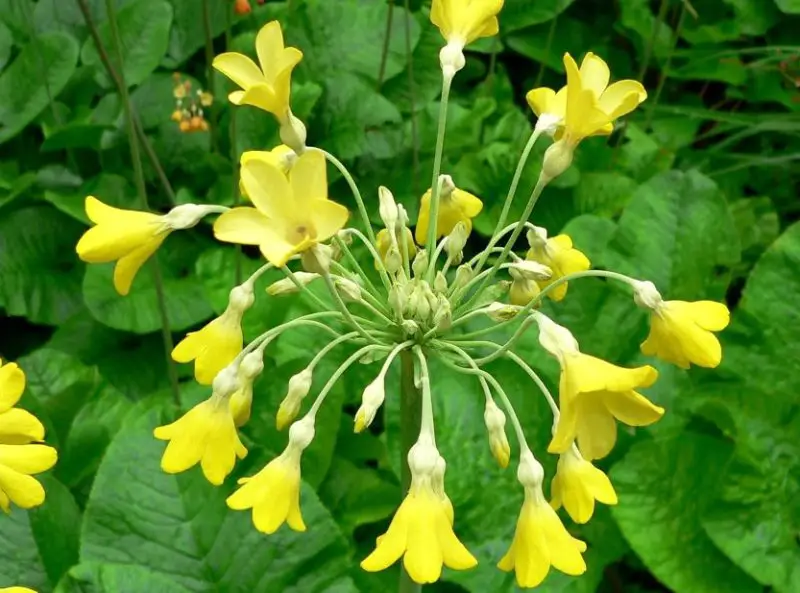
(574, 172), (637, 217)
(775, 0), (800, 13)
(0, 21), (11, 70)
(610, 433), (762, 593)
(80, 405), (360, 592)
(80, 0), (173, 88)
(55, 562), (193, 593)
(163, 0), (228, 67)
(40, 123), (112, 152)
(500, 0), (577, 33)
(0, 31), (79, 144)
(0, 204), (86, 325)
(0, 476), (81, 593)
(82, 233), (214, 334)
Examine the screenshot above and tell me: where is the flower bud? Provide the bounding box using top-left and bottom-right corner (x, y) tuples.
(230, 350), (264, 428)
(354, 374), (386, 433)
(229, 282), (255, 313)
(267, 272), (319, 296)
(397, 204), (410, 227)
(276, 368), (313, 430)
(433, 271), (448, 293)
(438, 174), (456, 197)
(509, 277), (541, 307)
(517, 448), (545, 489)
(433, 294), (452, 330)
(541, 139), (574, 183)
(288, 415), (315, 450)
(484, 399), (511, 468)
(445, 221), (468, 264)
(485, 302), (522, 322)
(411, 284), (431, 322)
(334, 277), (363, 303)
(401, 319), (420, 336)
(632, 280), (663, 310)
(279, 110), (307, 154)
(388, 283), (408, 318)
(331, 229), (352, 261)
(509, 260), (552, 281)
(452, 263), (473, 291)
(532, 311), (580, 361)
(526, 225), (548, 250)
(408, 436), (439, 477)
(384, 245), (402, 275)
(378, 186), (399, 230)
(164, 204), (217, 230)
(302, 243), (333, 274)
(412, 249), (428, 278)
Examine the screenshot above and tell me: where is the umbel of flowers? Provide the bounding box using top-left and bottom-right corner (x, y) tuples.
(75, 0), (730, 588)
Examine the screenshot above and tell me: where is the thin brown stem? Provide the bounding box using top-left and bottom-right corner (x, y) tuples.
(377, 0), (395, 90)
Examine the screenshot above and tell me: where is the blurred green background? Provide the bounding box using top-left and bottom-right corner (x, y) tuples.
(1, 0), (799, 591)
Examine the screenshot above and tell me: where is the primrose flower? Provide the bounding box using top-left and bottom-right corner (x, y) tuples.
(213, 21), (302, 122)
(153, 368), (247, 485)
(76, 197), (217, 295)
(633, 281), (730, 369)
(362, 439), (477, 583)
(431, 0), (504, 75)
(550, 447), (617, 524)
(499, 450), (587, 588)
(415, 176), (483, 245)
(213, 151), (349, 267)
(0, 364), (43, 446)
(172, 282), (254, 385)
(526, 227), (591, 301)
(227, 416), (314, 534)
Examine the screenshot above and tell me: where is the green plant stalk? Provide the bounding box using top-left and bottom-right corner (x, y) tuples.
(399, 350), (422, 593)
(99, 0), (180, 405)
(376, 0), (394, 89)
(424, 75), (453, 275)
(403, 0), (420, 195)
(643, 2), (687, 131)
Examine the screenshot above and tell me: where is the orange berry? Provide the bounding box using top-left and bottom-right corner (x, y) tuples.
(179, 120), (192, 133)
(234, 0), (251, 15)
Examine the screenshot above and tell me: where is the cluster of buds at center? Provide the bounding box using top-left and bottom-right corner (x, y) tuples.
(74, 4), (732, 589)
(170, 73), (213, 133)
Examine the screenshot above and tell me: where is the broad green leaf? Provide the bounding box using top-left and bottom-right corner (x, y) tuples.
(0, 31), (79, 144)
(500, 0), (577, 33)
(0, 0), (33, 44)
(0, 21), (11, 70)
(0, 204), (85, 325)
(80, 406), (360, 593)
(0, 477), (81, 593)
(574, 172), (637, 217)
(82, 233), (214, 334)
(40, 123), (112, 152)
(775, 0), (800, 13)
(618, 0), (674, 63)
(80, 0), (173, 88)
(163, 0), (228, 67)
(33, 0), (131, 39)
(611, 433), (762, 593)
(55, 562), (193, 593)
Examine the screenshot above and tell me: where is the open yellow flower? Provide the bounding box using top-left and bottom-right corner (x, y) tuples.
(153, 395), (247, 485)
(430, 0), (504, 46)
(551, 447), (617, 524)
(0, 444), (58, 513)
(526, 230), (591, 301)
(213, 150), (349, 267)
(361, 481), (477, 583)
(76, 197), (171, 296)
(549, 353), (663, 460)
(527, 52), (646, 145)
(415, 180), (483, 245)
(641, 300), (730, 369)
(213, 21), (302, 120)
(499, 483), (587, 588)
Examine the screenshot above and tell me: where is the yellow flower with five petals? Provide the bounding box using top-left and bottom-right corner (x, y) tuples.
(430, 0), (504, 46)
(526, 227), (591, 301)
(415, 178), (483, 245)
(213, 21), (302, 121)
(214, 151), (349, 267)
(550, 447), (617, 524)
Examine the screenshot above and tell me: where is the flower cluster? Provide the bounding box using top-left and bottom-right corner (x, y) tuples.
(0, 360), (57, 515)
(74, 0), (730, 588)
(170, 73), (213, 133)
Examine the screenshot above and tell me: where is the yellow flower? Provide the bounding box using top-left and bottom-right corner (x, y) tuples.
(549, 353), (663, 460)
(430, 0), (504, 46)
(415, 182), (483, 245)
(361, 481), (476, 583)
(76, 196), (171, 296)
(213, 151), (349, 267)
(213, 21), (302, 120)
(499, 482), (587, 588)
(0, 444), (58, 513)
(641, 300), (730, 369)
(376, 228), (417, 266)
(239, 145), (296, 196)
(0, 360), (46, 446)
(526, 231), (591, 301)
(527, 52), (646, 144)
(153, 395), (247, 485)
(0, 587), (37, 592)
(550, 447), (617, 524)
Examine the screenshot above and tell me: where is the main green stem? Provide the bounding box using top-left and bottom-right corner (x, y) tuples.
(398, 350), (422, 593)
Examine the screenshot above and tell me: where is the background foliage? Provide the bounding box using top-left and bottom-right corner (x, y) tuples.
(1, 0), (799, 591)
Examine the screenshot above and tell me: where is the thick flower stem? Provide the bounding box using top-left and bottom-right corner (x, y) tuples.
(398, 350), (422, 593)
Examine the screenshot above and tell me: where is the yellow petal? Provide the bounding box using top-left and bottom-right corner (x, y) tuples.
(0, 463), (46, 510)
(0, 409), (45, 444)
(255, 21), (286, 80)
(574, 396), (618, 460)
(213, 207), (273, 246)
(258, 226), (306, 267)
(241, 158), (293, 220)
(414, 190), (432, 245)
(539, 505), (587, 576)
(309, 199), (349, 242)
(238, 84), (284, 118)
(526, 87), (556, 117)
(212, 52), (264, 90)
(454, 188), (483, 218)
(361, 507), (408, 572)
(598, 80), (647, 119)
(0, 362), (25, 413)
(603, 390), (664, 427)
(0, 444), (57, 474)
(113, 235), (167, 296)
(289, 150), (328, 207)
(172, 313), (243, 385)
(578, 52), (610, 97)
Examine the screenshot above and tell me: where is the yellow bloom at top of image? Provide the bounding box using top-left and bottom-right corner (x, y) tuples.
(415, 178), (483, 245)
(0, 444), (57, 513)
(549, 353), (663, 460)
(527, 52), (647, 143)
(550, 447), (617, 524)
(213, 150), (349, 267)
(213, 21), (302, 120)
(153, 394), (247, 485)
(75, 197), (171, 296)
(430, 0), (504, 46)
(526, 229), (590, 301)
(641, 300), (730, 369)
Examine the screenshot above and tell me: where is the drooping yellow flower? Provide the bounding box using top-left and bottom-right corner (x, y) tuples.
(172, 312), (243, 385)
(153, 395), (247, 485)
(526, 230), (591, 301)
(550, 447), (617, 524)
(0, 444), (58, 513)
(430, 0), (504, 46)
(415, 180), (483, 245)
(376, 228), (417, 266)
(549, 353), (663, 460)
(213, 151), (349, 267)
(213, 21), (302, 120)
(499, 480), (587, 588)
(641, 300), (730, 369)
(76, 197), (171, 296)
